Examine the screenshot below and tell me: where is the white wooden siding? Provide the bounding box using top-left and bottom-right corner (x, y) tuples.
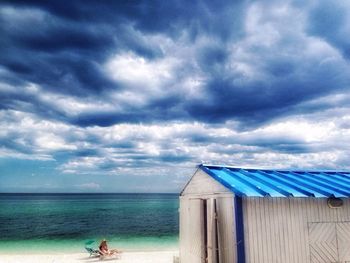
(179, 197), (204, 263)
(216, 196), (236, 263)
(180, 194), (236, 263)
(337, 222), (350, 262)
(179, 197), (189, 263)
(207, 199), (216, 263)
(180, 170), (235, 262)
(308, 222), (338, 263)
(244, 198), (350, 263)
(181, 170), (231, 196)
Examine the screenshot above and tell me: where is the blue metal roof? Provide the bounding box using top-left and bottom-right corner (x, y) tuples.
(199, 164), (350, 198)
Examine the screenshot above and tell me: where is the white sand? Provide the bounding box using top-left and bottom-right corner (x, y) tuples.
(0, 250), (179, 263)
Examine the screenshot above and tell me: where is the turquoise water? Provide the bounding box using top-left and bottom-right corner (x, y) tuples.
(0, 193), (179, 254)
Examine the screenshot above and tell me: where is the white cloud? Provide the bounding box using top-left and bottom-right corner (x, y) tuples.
(255, 120), (334, 142)
(0, 110), (78, 158)
(60, 156), (104, 174)
(105, 51), (178, 90)
(0, 147), (53, 161)
(35, 133), (76, 151)
(2, 104), (350, 175)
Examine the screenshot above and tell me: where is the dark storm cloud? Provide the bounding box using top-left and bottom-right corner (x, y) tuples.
(0, 0), (246, 117)
(0, 0), (350, 129)
(0, 0), (169, 95)
(307, 1), (350, 59)
(0, 133), (34, 155)
(187, 58), (350, 126)
(184, 128), (314, 154)
(7, 0), (245, 39)
(186, 1), (350, 127)
(0, 85), (70, 124)
(71, 103), (186, 127)
(2, 0), (350, 192)
(0, 18), (116, 95)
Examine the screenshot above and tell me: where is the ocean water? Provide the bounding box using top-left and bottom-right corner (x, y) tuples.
(0, 193), (179, 254)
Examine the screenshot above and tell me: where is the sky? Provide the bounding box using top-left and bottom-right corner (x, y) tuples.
(0, 0), (350, 193)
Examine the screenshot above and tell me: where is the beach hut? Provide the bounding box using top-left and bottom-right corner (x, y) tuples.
(179, 164), (350, 263)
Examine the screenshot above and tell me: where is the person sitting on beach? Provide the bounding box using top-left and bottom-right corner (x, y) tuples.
(99, 239), (121, 256)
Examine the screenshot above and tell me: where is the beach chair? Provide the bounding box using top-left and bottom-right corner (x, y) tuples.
(85, 240), (100, 257)
(85, 240), (122, 260)
(85, 246), (100, 257)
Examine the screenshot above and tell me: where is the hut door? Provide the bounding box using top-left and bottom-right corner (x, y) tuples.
(206, 198), (220, 263)
(336, 222), (350, 263)
(189, 198), (219, 263)
(308, 222), (350, 263)
(188, 199), (205, 263)
(308, 222), (338, 263)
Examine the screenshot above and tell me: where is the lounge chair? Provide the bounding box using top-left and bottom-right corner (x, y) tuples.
(85, 240), (122, 260)
(85, 246), (100, 257)
(85, 240), (100, 257)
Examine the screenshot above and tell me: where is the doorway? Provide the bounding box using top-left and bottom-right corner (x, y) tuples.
(308, 222), (350, 263)
(202, 198), (220, 263)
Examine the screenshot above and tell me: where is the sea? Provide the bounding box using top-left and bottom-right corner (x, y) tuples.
(0, 193), (179, 254)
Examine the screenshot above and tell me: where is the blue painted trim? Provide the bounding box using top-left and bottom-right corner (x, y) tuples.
(235, 196), (246, 263)
(200, 164), (350, 197)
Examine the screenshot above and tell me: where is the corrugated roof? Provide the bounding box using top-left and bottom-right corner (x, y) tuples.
(200, 164), (350, 198)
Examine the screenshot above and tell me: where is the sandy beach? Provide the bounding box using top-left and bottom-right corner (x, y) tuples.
(0, 250), (179, 263)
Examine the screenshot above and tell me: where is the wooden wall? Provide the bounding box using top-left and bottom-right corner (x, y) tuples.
(180, 170), (235, 263)
(243, 197), (350, 263)
(180, 198), (204, 263)
(180, 195), (236, 263)
(181, 169), (231, 196)
(217, 196), (236, 263)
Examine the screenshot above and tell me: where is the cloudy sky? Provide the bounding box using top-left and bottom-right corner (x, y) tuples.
(0, 0), (350, 193)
